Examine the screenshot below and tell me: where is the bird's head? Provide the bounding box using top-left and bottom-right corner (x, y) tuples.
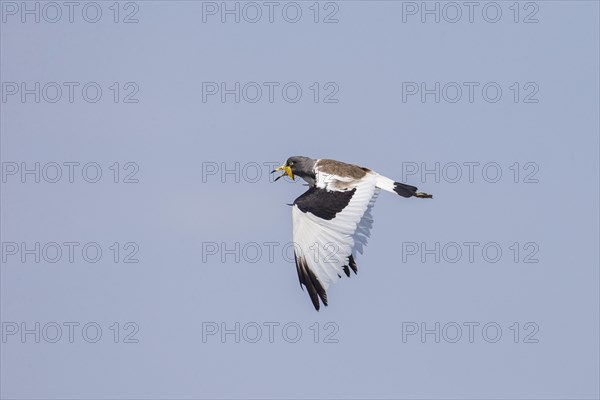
(272, 156), (315, 182)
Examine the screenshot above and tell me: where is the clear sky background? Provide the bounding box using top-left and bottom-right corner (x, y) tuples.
(1, 1), (599, 399)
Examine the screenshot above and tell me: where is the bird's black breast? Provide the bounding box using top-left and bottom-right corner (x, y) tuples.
(293, 187), (356, 220)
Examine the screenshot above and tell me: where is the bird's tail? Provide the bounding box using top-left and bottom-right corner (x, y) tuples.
(375, 174), (433, 199)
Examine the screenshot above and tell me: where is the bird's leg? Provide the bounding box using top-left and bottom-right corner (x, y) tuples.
(414, 192), (433, 199)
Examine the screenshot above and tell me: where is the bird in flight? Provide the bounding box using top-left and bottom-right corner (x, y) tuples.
(273, 156), (432, 310)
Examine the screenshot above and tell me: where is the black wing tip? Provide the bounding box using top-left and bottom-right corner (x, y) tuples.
(311, 295), (321, 311)
(342, 265), (351, 278)
(342, 255), (358, 278)
(349, 255), (358, 275)
(295, 254), (328, 311)
(312, 299), (328, 311)
(308, 286), (327, 311)
(393, 182), (432, 199)
(393, 182), (418, 198)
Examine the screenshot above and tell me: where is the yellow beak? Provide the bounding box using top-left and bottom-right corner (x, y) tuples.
(273, 164), (294, 181)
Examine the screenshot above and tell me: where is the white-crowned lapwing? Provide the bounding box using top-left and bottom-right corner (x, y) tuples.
(273, 156), (432, 310)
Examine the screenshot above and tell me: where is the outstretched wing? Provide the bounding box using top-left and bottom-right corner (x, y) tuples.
(291, 173), (378, 310)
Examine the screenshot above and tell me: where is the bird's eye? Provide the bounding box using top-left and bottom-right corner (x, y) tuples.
(289, 161), (294, 166)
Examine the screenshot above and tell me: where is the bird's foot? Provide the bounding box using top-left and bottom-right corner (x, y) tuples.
(414, 192), (433, 199)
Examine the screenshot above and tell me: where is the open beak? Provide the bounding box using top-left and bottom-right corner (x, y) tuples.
(271, 164), (294, 181)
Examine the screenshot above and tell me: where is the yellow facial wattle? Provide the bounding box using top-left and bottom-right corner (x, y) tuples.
(274, 164), (294, 180)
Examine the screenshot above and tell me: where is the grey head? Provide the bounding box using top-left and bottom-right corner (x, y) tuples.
(272, 156), (317, 183)
(286, 156), (316, 181)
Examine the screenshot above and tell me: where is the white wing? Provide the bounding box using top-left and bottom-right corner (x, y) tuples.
(291, 172), (378, 310)
(352, 188), (380, 256)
